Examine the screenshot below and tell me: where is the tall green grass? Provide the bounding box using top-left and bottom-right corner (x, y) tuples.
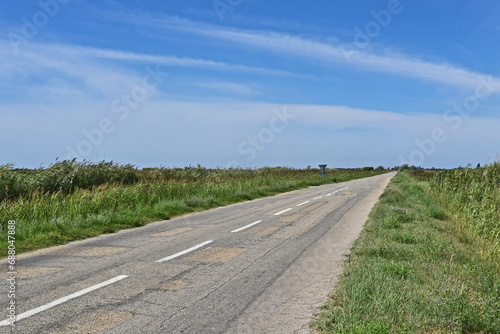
(426, 163), (500, 256)
(0, 161), (387, 255)
(0, 160), (139, 201)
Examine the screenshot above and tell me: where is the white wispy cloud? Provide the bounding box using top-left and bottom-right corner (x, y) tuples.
(0, 40), (304, 103)
(0, 41), (143, 100)
(117, 13), (500, 91)
(5, 99), (499, 168)
(49, 43), (305, 78)
(194, 81), (258, 95)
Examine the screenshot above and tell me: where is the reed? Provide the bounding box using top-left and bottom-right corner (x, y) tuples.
(427, 162), (500, 256)
(0, 161), (387, 255)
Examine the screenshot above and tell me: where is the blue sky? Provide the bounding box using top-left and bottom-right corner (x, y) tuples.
(1, 0), (499, 169)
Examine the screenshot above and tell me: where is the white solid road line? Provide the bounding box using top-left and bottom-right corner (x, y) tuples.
(0, 275), (129, 327)
(156, 240), (214, 263)
(296, 200), (310, 206)
(274, 208), (292, 216)
(231, 220), (263, 233)
(314, 196), (323, 199)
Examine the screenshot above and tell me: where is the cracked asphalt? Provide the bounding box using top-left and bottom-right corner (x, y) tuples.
(0, 172), (394, 333)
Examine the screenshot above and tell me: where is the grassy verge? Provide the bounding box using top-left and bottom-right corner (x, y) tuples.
(0, 161), (387, 256)
(312, 171), (499, 333)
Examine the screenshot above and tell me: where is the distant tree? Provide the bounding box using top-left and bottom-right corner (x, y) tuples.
(477, 163), (481, 168)
(362, 166), (374, 171)
(375, 166), (385, 171)
(399, 164), (409, 171)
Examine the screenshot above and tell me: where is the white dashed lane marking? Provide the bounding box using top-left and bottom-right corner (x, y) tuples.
(274, 208), (292, 216)
(156, 240), (214, 263)
(231, 220), (263, 233)
(0, 275), (129, 327)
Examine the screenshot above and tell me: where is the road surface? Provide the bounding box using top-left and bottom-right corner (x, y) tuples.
(0, 172), (394, 333)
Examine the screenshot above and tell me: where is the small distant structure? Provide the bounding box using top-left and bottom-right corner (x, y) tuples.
(318, 164), (327, 181)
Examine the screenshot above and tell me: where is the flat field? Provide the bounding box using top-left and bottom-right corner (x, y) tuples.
(0, 161), (387, 256)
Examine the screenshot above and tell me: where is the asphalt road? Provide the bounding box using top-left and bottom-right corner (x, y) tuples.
(0, 172), (394, 334)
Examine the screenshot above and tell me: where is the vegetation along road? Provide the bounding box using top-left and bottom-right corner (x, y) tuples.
(313, 165), (499, 333)
(0, 167), (393, 333)
(1, 161), (498, 333)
